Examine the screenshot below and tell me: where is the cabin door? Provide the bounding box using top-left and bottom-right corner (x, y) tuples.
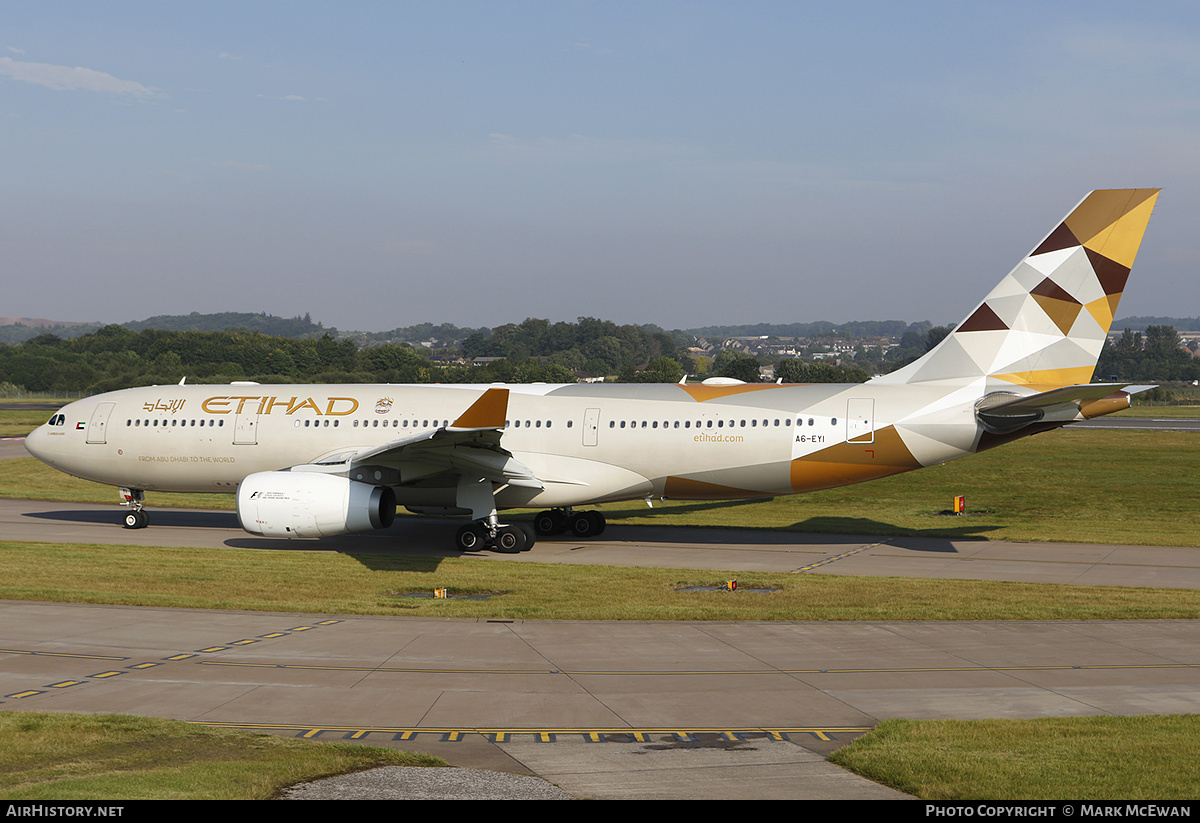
(846, 398), (875, 444)
(86, 402), (115, 444)
(582, 408), (600, 447)
(234, 413), (259, 445)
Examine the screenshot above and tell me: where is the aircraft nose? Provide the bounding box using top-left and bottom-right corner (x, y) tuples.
(24, 411), (67, 464)
(23, 422), (54, 460)
(24, 424), (50, 461)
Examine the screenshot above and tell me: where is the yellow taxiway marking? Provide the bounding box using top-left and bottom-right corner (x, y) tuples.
(192, 721), (871, 742)
(793, 543), (884, 572)
(0, 648), (128, 661)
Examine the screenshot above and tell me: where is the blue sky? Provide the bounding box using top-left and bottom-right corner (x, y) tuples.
(3, 1), (1198, 332)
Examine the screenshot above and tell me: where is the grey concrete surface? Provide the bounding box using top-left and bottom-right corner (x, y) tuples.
(0, 437), (30, 462)
(1069, 417), (1200, 432)
(4, 600), (1200, 799)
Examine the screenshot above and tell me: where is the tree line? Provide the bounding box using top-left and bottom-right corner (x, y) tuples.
(3, 319), (1193, 396)
(0, 318), (869, 394)
(0, 326), (570, 394)
(1097, 325), (1199, 382)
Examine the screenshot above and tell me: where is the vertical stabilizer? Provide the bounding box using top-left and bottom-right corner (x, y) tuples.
(873, 189), (1160, 392)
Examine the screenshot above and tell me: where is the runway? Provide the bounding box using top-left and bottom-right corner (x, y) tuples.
(5, 433), (1200, 799)
(1069, 417), (1200, 432)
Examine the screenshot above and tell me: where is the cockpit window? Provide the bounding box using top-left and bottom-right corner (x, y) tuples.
(46, 414), (67, 427)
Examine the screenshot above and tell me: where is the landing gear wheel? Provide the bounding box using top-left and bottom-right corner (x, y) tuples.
(455, 523), (486, 551)
(515, 522), (536, 552)
(533, 510), (567, 536)
(122, 510), (148, 530)
(569, 510), (605, 537)
(493, 525), (528, 554)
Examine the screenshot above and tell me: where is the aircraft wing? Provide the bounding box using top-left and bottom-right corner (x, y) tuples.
(976, 383), (1153, 433)
(306, 387), (543, 490)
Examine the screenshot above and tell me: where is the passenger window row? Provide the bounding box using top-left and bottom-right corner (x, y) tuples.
(126, 419), (224, 427)
(354, 418), (448, 428)
(119, 415), (838, 432)
(608, 417), (837, 429)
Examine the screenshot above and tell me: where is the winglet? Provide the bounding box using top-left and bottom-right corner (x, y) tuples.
(449, 387), (509, 431)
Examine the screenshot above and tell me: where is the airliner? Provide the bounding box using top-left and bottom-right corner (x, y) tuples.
(25, 189), (1160, 553)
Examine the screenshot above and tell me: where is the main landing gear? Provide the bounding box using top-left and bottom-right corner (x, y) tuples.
(452, 509), (607, 554)
(454, 521), (536, 554)
(451, 477), (605, 554)
(532, 508), (606, 538)
(120, 488), (149, 529)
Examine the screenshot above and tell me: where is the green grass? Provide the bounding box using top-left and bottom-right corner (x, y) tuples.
(0, 711), (443, 800)
(831, 715), (1200, 800)
(4, 539), (1200, 621)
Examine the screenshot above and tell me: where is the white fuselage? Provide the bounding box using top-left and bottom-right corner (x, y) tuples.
(25, 380), (982, 512)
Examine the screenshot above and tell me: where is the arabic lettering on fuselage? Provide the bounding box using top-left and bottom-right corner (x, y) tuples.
(143, 398), (187, 414)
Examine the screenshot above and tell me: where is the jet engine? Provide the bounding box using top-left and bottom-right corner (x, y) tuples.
(237, 471), (396, 538)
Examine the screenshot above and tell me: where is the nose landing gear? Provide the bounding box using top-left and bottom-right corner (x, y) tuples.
(119, 488), (148, 529)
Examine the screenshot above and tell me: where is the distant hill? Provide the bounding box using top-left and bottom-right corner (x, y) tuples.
(121, 312), (328, 337)
(0, 319), (103, 344)
(3, 311), (1197, 347)
(0, 317), (96, 328)
(347, 322), (492, 349)
(0, 312), (327, 343)
(683, 320), (920, 339)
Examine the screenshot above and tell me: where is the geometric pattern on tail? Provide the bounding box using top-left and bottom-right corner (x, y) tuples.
(874, 189), (1160, 392)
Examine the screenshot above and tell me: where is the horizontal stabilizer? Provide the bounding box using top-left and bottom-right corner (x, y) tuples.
(976, 383), (1151, 433)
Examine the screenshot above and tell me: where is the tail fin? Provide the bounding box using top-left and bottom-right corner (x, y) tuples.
(873, 189), (1160, 391)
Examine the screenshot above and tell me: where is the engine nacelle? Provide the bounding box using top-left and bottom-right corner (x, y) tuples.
(237, 471), (396, 538)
